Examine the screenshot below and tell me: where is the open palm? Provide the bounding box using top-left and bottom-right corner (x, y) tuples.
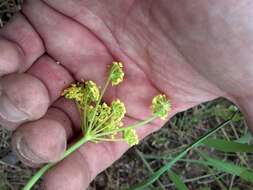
(0, 0), (253, 189)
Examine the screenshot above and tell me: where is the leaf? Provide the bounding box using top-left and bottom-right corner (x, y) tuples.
(168, 171), (189, 190)
(202, 138), (253, 153)
(200, 153), (253, 183)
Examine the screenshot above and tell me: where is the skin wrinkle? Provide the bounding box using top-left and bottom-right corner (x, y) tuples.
(53, 98), (82, 131)
(42, 0), (116, 62)
(149, 0), (253, 99)
(149, 2), (225, 97)
(43, 0), (154, 83)
(145, 36), (217, 104)
(46, 107), (74, 139)
(75, 149), (92, 183)
(13, 116), (68, 166)
(79, 0), (136, 58)
(0, 74), (50, 122)
(51, 105), (75, 136)
(15, 136), (48, 166)
(146, 42), (219, 108)
(154, 27), (221, 97)
(0, 13), (45, 71)
(116, 3), (151, 70)
(115, 1), (223, 107)
(25, 0), (113, 86)
(0, 37), (25, 74)
(0, 32), (23, 57)
(89, 142), (115, 178)
(0, 91), (30, 120)
(20, 12), (46, 58)
(27, 55), (74, 103)
(42, 1), (151, 84)
(107, 1), (171, 108)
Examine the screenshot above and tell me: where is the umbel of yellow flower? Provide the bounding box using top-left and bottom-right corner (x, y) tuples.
(85, 81), (100, 102)
(123, 128), (139, 146)
(111, 99), (126, 122)
(90, 100), (126, 140)
(61, 83), (85, 104)
(62, 81), (100, 106)
(152, 94), (171, 120)
(61, 64), (171, 148)
(22, 61), (172, 190)
(109, 62), (124, 86)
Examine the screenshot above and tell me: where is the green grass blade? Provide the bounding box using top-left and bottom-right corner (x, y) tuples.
(168, 171), (189, 190)
(125, 114), (235, 190)
(200, 153), (253, 183)
(202, 138), (253, 153)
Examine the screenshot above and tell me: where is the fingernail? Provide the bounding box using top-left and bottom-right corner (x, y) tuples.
(12, 118), (67, 167)
(0, 93), (28, 129)
(12, 135), (45, 167)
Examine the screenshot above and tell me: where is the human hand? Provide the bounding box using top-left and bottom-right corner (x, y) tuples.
(0, 1), (252, 189)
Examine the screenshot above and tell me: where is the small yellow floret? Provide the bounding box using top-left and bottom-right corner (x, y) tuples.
(109, 62), (124, 86)
(152, 94), (171, 120)
(96, 103), (111, 123)
(85, 81), (100, 102)
(111, 99), (126, 122)
(61, 83), (85, 104)
(123, 128), (139, 146)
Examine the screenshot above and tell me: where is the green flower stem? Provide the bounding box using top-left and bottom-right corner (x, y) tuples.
(87, 77), (111, 133)
(95, 115), (157, 138)
(82, 93), (91, 132)
(91, 114), (114, 134)
(22, 162), (54, 190)
(93, 137), (124, 142)
(22, 136), (91, 190)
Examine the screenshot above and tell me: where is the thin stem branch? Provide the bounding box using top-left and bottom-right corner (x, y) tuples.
(91, 113), (114, 135)
(88, 77), (110, 133)
(95, 116), (157, 138)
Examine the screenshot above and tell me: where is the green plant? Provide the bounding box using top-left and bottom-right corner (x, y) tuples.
(127, 115), (235, 190)
(129, 108), (253, 190)
(22, 62), (171, 190)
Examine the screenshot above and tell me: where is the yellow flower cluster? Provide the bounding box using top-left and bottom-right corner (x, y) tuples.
(62, 81), (99, 106)
(111, 99), (126, 122)
(123, 128), (139, 146)
(91, 100), (126, 140)
(152, 94), (171, 120)
(62, 83), (85, 105)
(85, 81), (100, 102)
(109, 62), (124, 86)
(62, 62), (171, 148)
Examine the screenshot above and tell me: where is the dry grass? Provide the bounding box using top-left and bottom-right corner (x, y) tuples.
(0, 0), (22, 27)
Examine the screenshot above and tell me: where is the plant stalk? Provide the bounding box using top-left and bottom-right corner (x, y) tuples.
(22, 136), (90, 190)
